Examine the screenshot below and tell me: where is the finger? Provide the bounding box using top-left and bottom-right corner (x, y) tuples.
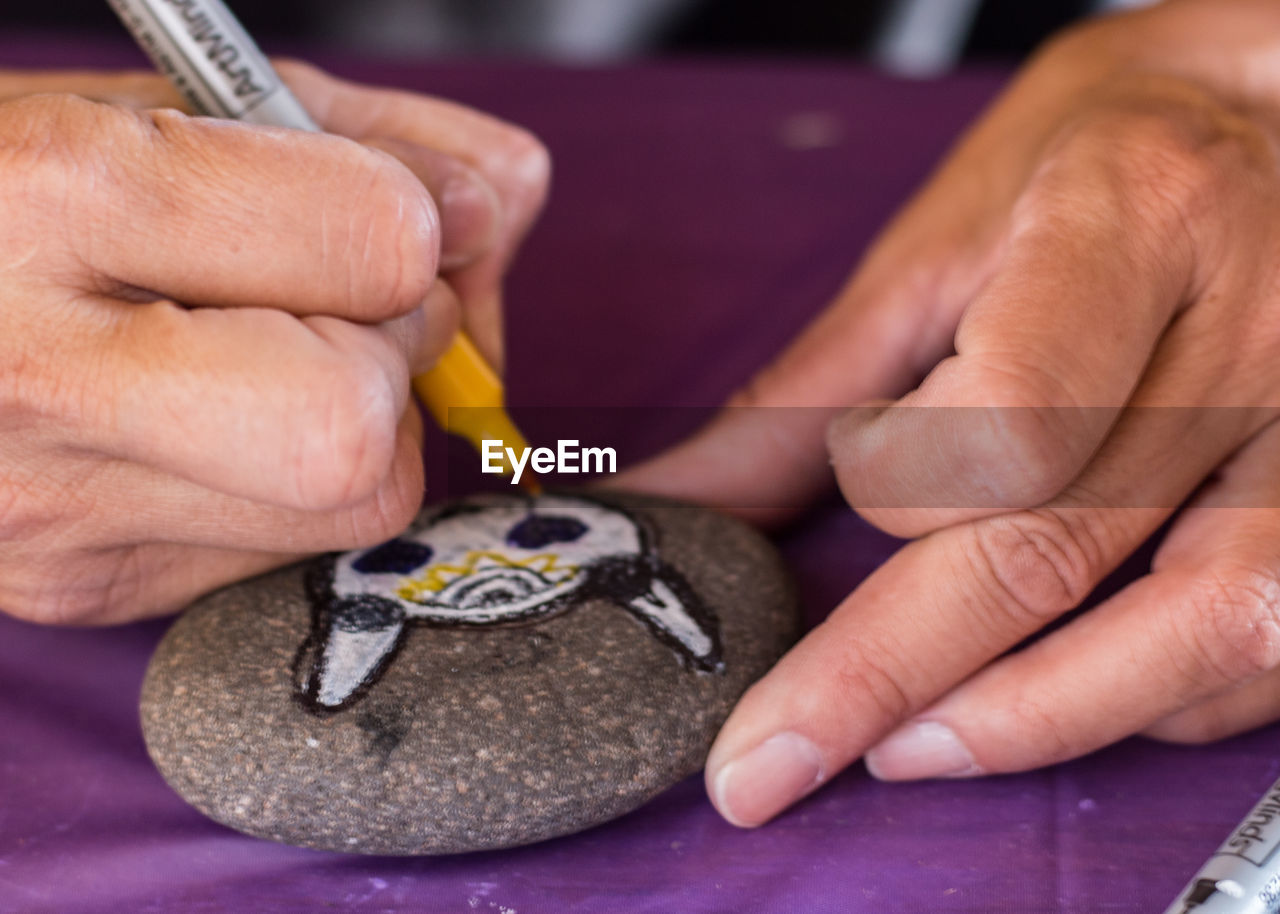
(13, 93), (439, 322)
(1142, 667), (1280, 746)
(126, 407), (424, 547)
(277, 59), (549, 247)
(865, 417), (1280, 780)
(612, 124), (1020, 522)
(612, 228), (990, 524)
(362, 138), (502, 272)
(1143, 417), (1280, 745)
(0, 543), (304, 626)
(51, 404), (428, 556)
(72, 282), (456, 511)
(828, 123), (1199, 540)
(610, 405), (845, 526)
(277, 60), (552, 368)
(162, 403), (427, 552)
(704, 398), (1262, 826)
(350, 278), (462, 378)
(606, 40), (1129, 521)
(0, 69), (185, 108)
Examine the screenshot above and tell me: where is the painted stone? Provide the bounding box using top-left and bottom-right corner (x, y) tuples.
(140, 492), (798, 855)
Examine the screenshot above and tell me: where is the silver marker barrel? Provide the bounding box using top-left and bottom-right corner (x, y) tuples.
(106, 0), (317, 131)
(1164, 774), (1280, 914)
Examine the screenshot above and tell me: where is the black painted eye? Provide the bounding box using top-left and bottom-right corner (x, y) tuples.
(506, 514), (588, 549)
(351, 540), (433, 575)
(331, 595), (405, 632)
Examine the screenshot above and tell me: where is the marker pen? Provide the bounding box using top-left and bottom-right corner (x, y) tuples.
(105, 0), (542, 493)
(1164, 773), (1280, 914)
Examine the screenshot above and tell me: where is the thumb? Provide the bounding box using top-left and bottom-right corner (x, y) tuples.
(612, 241), (976, 525)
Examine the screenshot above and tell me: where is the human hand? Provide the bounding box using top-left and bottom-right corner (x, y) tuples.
(0, 62), (550, 367)
(617, 0), (1280, 824)
(0, 65), (547, 624)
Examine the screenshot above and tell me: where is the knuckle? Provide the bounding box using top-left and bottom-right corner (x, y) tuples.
(61, 105), (192, 261)
(991, 693), (1077, 761)
(0, 95), (132, 223)
(969, 510), (1102, 627)
(339, 445), (423, 549)
(1034, 87), (1267, 255)
(336, 145), (439, 320)
(1181, 564), (1280, 686)
(0, 93), (91, 167)
(1108, 116), (1228, 221)
(824, 636), (913, 727)
(292, 359), (401, 511)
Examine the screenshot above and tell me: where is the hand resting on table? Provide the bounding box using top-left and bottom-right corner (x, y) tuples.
(619, 0), (1280, 825)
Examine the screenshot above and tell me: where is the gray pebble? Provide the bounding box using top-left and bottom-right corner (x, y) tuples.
(141, 492), (798, 854)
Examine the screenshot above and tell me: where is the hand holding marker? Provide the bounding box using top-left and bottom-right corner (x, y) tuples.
(106, 0), (541, 494)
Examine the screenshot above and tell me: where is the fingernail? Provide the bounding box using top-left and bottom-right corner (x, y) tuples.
(438, 173), (499, 270)
(711, 732), (825, 828)
(864, 721), (980, 781)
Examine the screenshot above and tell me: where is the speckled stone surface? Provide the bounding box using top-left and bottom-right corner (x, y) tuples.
(140, 492), (798, 855)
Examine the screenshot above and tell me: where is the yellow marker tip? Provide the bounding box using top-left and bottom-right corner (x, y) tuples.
(412, 333), (540, 492)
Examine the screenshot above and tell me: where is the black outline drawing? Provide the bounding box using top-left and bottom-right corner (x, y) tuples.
(293, 495), (724, 714)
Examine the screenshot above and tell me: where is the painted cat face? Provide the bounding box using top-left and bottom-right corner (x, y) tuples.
(332, 495), (641, 625)
(296, 495), (724, 712)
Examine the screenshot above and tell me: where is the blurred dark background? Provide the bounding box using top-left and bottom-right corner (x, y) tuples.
(3, 0), (1155, 74)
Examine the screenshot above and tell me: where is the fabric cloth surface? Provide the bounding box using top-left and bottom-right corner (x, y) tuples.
(0, 37), (1268, 914)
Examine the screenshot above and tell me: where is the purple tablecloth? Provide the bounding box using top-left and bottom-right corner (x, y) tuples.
(2, 35), (1274, 914)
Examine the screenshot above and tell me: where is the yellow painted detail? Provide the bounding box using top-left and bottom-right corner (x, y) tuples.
(395, 550), (579, 603)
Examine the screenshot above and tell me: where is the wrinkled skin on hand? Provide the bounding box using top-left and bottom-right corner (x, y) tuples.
(0, 61), (548, 624)
(618, 0), (1280, 825)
